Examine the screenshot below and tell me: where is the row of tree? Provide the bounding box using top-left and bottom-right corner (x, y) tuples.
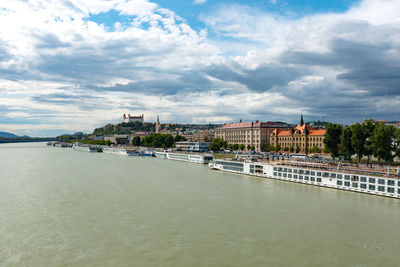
(324, 119), (400, 163)
(139, 134), (186, 148)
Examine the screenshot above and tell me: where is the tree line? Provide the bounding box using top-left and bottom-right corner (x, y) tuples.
(135, 134), (186, 148)
(324, 119), (400, 164)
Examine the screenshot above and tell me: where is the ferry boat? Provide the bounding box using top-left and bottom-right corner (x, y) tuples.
(72, 143), (102, 152)
(209, 159), (400, 199)
(155, 151), (213, 164)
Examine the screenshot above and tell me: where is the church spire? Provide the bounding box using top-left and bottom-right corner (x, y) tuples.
(300, 114), (304, 126)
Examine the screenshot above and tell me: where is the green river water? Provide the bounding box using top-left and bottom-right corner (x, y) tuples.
(1, 143), (400, 266)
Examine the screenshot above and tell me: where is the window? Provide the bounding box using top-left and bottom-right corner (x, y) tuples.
(299, 175), (303, 180)
(352, 176), (359, 181)
(360, 177), (367, 182)
(317, 178), (322, 182)
(360, 184), (367, 189)
(352, 182), (358, 188)
(369, 185), (375, 191)
(398, 181), (400, 187)
(283, 173), (287, 178)
(288, 174), (292, 178)
(387, 180), (395, 186)
(305, 176), (309, 181)
(278, 167), (282, 172)
(310, 177), (315, 182)
(273, 172), (277, 176)
(398, 188), (400, 194)
(278, 173), (282, 177)
(337, 174), (342, 179)
(293, 174), (298, 179)
(345, 175), (350, 180)
(299, 170), (304, 174)
(387, 187), (395, 193)
(330, 173), (336, 178)
(288, 169), (292, 173)
(323, 172), (330, 177)
(283, 168), (287, 173)
(317, 172), (322, 177)
(337, 180), (343, 186)
(378, 186), (385, 192)
(378, 179), (385, 185)
(344, 181), (350, 187)
(310, 171), (315, 176)
(293, 169), (298, 174)
(305, 170), (310, 175)
(369, 178), (375, 184)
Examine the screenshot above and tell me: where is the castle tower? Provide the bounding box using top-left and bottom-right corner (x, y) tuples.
(156, 115), (161, 133)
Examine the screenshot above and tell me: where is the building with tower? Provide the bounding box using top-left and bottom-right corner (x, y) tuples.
(156, 115), (161, 133)
(270, 115), (326, 153)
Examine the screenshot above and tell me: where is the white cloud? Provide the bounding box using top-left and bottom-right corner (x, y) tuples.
(194, 0), (207, 4)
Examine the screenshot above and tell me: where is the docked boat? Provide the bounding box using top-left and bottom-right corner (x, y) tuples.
(209, 159), (400, 199)
(156, 151), (213, 164)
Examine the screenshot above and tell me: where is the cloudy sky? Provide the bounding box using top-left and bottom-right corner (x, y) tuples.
(0, 0), (399, 136)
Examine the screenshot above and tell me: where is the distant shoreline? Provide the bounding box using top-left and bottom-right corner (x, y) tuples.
(0, 138), (56, 144)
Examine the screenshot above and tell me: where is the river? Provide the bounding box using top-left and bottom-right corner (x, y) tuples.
(1, 143), (400, 266)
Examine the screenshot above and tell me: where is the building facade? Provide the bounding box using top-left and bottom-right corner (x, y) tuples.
(123, 113), (144, 123)
(192, 130), (214, 142)
(214, 121), (285, 151)
(270, 115), (326, 153)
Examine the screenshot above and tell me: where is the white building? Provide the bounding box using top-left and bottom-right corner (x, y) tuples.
(175, 141), (210, 152)
(123, 113), (144, 123)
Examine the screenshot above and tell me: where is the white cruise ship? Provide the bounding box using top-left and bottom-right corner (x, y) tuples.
(209, 159), (400, 199)
(155, 151), (213, 164)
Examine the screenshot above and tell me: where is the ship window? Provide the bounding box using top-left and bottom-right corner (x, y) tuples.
(310, 171), (315, 176)
(273, 167), (277, 171)
(330, 173), (336, 178)
(323, 172), (329, 177)
(283, 173), (287, 178)
(398, 181), (400, 187)
(310, 177), (315, 182)
(337, 180), (343, 186)
(378, 179), (385, 185)
(387, 180), (395, 186)
(278, 173), (282, 177)
(278, 167), (283, 172)
(369, 178), (375, 184)
(317, 172), (322, 177)
(398, 188), (400, 194)
(274, 172), (277, 176)
(337, 174), (342, 179)
(387, 187), (395, 193)
(360, 184), (367, 189)
(344, 181), (350, 187)
(317, 178), (322, 182)
(378, 186), (385, 192)
(360, 177), (367, 182)
(352, 175), (359, 181)
(369, 185), (375, 190)
(299, 170), (304, 174)
(288, 168), (292, 173)
(299, 175), (303, 180)
(352, 182), (358, 188)
(288, 174), (292, 178)
(293, 169), (298, 174)
(305, 176), (309, 181)
(305, 170), (310, 175)
(283, 168), (288, 172)
(293, 174), (298, 179)
(345, 175), (350, 180)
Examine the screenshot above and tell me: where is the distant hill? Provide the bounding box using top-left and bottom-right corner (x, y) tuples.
(0, 132), (19, 138)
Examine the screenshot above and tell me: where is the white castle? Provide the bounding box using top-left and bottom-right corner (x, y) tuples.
(123, 113), (144, 123)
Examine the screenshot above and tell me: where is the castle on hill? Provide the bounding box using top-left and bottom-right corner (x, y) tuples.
(123, 114), (144, 123)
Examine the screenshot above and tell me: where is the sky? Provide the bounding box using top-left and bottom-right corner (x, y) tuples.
(0, 0), (399, 136)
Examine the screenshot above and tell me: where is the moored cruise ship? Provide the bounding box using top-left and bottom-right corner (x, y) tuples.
(209, 159), (400, 199)
(155, 151), (213, 164)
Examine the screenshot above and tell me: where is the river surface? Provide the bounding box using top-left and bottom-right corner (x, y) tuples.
(1, 143), (400, 266)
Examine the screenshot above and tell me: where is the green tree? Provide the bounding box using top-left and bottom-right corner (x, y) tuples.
(275, 143), (281, 152)
(239, 144), (245, 151)
(350, 123), (366, 163)
(284, 147), (289, 151)
(290, 146), (294, 152)
(395, 128), (400, 159)
(247, 145), (251, 150)
(132, 136), (142, 146)
(341, 126), (354, 160)
(371, 123), (397, 164)
(323, 123), (343, 158)
(210, 138), (226, 152)
(250, 145), (255, 151)
(295, 145), (300, 153)
(174, 135), (186, 143)
(260, 143), (266, 152)
(362, 119), (376, 166)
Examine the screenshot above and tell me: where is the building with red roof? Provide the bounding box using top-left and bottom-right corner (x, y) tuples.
(214, 120), (286, 151)
(270, 115), (326, 153)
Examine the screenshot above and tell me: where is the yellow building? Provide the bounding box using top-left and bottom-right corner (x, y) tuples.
(214, 121), (285, 151)
(270, 115), (326, 153)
